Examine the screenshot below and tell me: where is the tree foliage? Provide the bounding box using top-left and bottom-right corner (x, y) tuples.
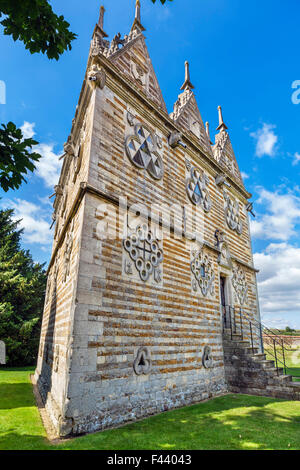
(0, 122), (42, 192)
(0, 207), (46, 366)
(0, 0), (77, 60)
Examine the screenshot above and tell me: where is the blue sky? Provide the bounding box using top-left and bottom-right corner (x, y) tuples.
(0, 0), (300, 328)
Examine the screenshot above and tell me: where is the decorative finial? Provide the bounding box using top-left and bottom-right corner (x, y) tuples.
(180, 61), (195, 91)
(216, 106), (228, 131)
(205, 122), (213, 145)
(97, 5), (108, 38)
(131, 0), (146, 32)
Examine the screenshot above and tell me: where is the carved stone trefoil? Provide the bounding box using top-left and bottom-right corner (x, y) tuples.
(202, 345), (213, 369)
(133, 347), (151, 375)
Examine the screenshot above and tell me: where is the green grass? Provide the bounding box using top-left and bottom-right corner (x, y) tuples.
(264, 345), (300, 382)
(1, 367), (300, 450)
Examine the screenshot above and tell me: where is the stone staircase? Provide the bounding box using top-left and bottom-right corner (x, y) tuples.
(223, 329), (300, 400)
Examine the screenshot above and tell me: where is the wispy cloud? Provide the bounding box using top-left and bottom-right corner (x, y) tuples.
(0, 198), (52, 246)
(250, 187), (300, 241)
(35, 143), (62, 188)
(250, 123), (278, 157)
(20, 121), (62, 188)
(21, 121), (36, 139)
(292, 152), (300, 166)
(254, 243), (300, 328)
(241, 171), (249, 180)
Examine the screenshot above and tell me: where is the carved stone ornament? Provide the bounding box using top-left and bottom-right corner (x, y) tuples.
(131, 62), (147, 86)
(168, 131), (185, 149)
(123, 223), (163, 283)
(186, 167), (212, 212)
(215, 230), (232, 269)
(63, 221), (74, 282)
(155, 134), (163, 149)
(88, 64), (106, 89)
(223, 190), (243, 234)
(127, 110), (135, 126)
(63, 135), (76, 158)
(185, 158), (192, 171)
(191, 250), (215, 296)
(202, 345), (213, 369)
(125, 123), (164, 180)
(133, 347), (151, 375)
(232, 264), (248, 305)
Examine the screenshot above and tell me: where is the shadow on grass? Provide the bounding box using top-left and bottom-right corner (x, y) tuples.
(0, 432), (50, 451)
(1, 369), (300, 450)
(0, 383), (35, 410)
(51, 396), (300, 450)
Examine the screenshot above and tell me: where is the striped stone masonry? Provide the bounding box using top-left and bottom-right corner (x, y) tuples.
(34, 4), (262, 437)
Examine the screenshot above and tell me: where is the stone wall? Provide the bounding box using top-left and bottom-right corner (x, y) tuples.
(35, 13), (262, 437)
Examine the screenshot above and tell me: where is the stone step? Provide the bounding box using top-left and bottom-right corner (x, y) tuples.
(252, 353), (266, 361)
(232, 333), (243, 338)
(261, 360), (275, 369)
(267, 367), (284, 376)
(245, 346), (259, 355)
(276, 374), (293, 384)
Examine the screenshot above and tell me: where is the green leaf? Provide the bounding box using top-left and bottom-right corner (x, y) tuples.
(0, 121), (42, 192)
(0, 0), (77, 60)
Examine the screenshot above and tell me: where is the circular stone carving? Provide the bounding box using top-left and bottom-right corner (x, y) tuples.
(191, 250), (215, 296)
(123, 223), (163, 283)
(125, 123), (164, 180)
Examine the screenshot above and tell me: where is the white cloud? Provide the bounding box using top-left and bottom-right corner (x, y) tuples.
(250, 123), (278, 157)
(241, 171), (249, 180)
(35, 143), (62, 188)
(20, 121), (62, 188)
(0, 198), (53, 246)
(21, 121), (36, 139)
(254, 243), (300, 328)
(292, 152), (300, 166)
(250, 187), (300, 241)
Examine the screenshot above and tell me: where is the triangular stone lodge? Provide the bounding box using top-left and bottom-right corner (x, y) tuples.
(34, 2), (298, 438)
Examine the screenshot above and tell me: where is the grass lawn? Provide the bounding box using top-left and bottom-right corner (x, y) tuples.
(0, 367), (300, 450)
(264, 345), (300, 382)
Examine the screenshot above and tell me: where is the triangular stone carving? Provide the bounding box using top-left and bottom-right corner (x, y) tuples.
(170, 88), (213, 157)
(212, 107), (244, 185)
(212, 130), (243, 184)
(109, 35), (167, 112)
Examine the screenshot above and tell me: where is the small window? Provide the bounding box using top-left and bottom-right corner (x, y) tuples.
(200, 265), (206, 277)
